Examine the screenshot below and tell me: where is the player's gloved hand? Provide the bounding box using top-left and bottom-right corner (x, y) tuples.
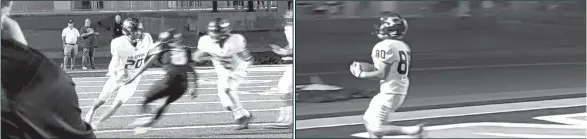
(349, 61), (363, 78)
(270, 44), (281, 50)
(270, 44), (286, 55)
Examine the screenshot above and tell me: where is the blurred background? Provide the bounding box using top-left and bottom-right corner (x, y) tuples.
(296, 0), (585, 63)
(10, 1), (292, 66)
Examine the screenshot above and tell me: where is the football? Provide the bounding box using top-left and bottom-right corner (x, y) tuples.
(356, 62), (377, 72)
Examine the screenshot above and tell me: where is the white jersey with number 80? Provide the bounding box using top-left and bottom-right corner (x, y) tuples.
(371, 39), (411, 95)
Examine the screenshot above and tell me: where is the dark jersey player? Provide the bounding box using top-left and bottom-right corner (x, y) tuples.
(122, 28), (199, 135)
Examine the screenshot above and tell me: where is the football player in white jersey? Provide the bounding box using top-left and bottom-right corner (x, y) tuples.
(268, 10), (293, 128)
(349, 13), (425, 138)
(84, 17), (155, 130)
(193, 18), (254, 130)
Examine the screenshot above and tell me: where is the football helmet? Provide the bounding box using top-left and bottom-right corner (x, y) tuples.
(158, 28), (183, 44)
(372, 12), (408, 39)
(207, 18), (231, 40)
(283, 10), (293, 26)
(122, 17), (143, 44)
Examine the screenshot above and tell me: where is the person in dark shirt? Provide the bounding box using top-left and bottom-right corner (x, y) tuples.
(80, 18), (99, 69)
(122, 28), (199, 135)
(111, 15), (123, 39)
(1, 2), (96, 138)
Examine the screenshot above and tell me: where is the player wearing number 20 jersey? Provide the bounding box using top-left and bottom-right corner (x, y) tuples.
(349, 13), (425, 138)
(195, 18), (254, 130)
(84, 17), (155, 130)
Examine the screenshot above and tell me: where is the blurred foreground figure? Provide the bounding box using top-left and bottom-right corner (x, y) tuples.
(125, 28), (200, 135)
(195, 18), (255, 130)
(267, 10), (294, 129)
(1, 1), (96, 138)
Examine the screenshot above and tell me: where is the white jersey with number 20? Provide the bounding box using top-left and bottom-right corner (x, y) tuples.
(107, 33), (154, 77)
(371, 39), (411, 95)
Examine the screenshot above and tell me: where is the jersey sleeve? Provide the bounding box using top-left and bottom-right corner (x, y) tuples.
(79, 27), (85, 35)
(110, 39), (119, 56)
(196, 36), (206, 51)
(284, 26), (293, 49)
(61, 29), (67, 37)
(142, 33), (155, 49)
(107, 40), (121, 76)
(74, 28), (81, 37)
(372, 42), (395, 64)
(234, 34), (253, 61)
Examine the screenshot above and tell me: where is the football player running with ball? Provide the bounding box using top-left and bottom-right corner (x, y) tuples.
(349, 13), (426, 139)
(124, 28), (199, 134)
(84, 17), (155, 130)
(193, 18), (254, 130)
(268, 10), (294, 129)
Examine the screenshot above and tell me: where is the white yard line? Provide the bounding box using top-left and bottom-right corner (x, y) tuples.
(475, 132), (586, 138)
(77, 93), (282, 101)
(74, 80), (277, 87)
(79, 99), (286, 109)
(296, 62), (585, 76)
(296, 97), (586, 129)
(104, 108), (280, 118)
(95, 122), (285, 134)
(76, 86), (274, 95)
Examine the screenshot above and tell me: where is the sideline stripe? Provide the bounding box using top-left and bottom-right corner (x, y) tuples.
(296, 62), (585, 76)
(296, 97), (586, 129)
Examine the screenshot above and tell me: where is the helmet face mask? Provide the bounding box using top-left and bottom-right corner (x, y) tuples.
(122, 17), (142, 43)
(374, 13), (408, 40)
(158, 28), (183, 44)
(207, 18), (231, 40)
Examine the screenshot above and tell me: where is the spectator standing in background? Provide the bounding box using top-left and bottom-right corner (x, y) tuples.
(61, 20), (80, 70)
(112, 15), (123, 39)
(80, 18), (99, 70)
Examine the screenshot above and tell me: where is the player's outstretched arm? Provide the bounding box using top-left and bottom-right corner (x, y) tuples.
(190, 49), (210, 62)
(124, 54), (159, 84)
